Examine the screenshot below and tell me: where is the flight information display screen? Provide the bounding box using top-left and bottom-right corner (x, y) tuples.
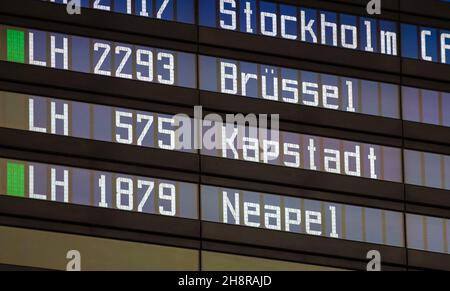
(0, 91), (403, 183)
(0, 25), (197, 88)
(1, 0), (448, 265)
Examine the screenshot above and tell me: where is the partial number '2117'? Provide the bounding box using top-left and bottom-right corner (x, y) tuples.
(91, 0), (171, 18)
(53, 0), (175, 18)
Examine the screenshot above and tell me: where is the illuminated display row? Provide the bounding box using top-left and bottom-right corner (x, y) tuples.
(41, 0), (450, 65)
(1, 25), (449, 128)
(0, 157), (448, 255)
(1, 91), (450, 191)
(1, 92), (449, 190)
(0, 92), (403, 183)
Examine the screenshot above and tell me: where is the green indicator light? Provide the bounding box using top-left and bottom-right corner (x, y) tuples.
(7, 162), (25, 197)
(7, 29), (25, 63)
